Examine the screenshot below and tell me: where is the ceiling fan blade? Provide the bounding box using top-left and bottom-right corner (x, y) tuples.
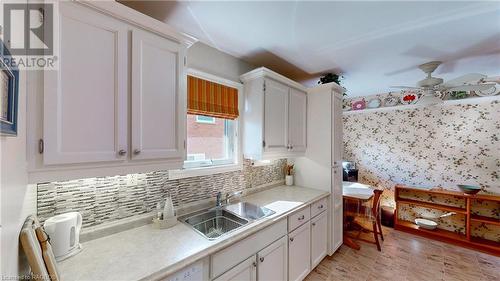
(447, 84), (496, 92)
(390, 86), (422, 90)
(442, 73), (487, 87)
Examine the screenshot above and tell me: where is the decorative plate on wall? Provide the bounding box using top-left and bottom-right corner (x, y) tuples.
(351, 99), (366, 110)
(475, 85), (499, 97)
(343, 99), (352, 111)
(383, 95), (399, 107)
(400, 92), (419, 105)
(367, 97), (382, 109)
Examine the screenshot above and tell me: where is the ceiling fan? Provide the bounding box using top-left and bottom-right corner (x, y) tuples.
(391, 61), (498, 105)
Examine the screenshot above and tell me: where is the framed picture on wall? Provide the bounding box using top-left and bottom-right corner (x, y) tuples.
(0, 40), (19, 136)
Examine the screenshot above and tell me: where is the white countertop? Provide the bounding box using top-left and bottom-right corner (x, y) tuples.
(58, 185), (329, 281)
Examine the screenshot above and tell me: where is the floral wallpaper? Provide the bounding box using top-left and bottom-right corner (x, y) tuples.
(343, 98), (500, 241)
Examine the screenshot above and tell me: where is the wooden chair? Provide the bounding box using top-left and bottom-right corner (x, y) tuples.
(345, 189), (384, 251)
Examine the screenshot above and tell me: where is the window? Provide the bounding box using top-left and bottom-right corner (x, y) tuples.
(184, 114), (237, 169)
(195, 115), (216, 124)
(182, 72), (241, 172)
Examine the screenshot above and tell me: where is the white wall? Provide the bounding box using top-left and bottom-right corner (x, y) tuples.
(0, 66), (35, 278)
(187, 42), (255, 82)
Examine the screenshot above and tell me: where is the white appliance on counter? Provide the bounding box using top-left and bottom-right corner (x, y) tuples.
(43, 212), (83, 261)
(292, 82), (344, 255)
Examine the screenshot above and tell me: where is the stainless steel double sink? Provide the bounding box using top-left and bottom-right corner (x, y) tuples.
(179, 202), (275, 240)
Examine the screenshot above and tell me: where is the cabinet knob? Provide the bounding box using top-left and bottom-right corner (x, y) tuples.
(290, 237), (294, 242)
(260, 257), (264, 263)
(312, 222), (316, 226)
(118, 149), (127, 156)
(134, 149), (141, 155)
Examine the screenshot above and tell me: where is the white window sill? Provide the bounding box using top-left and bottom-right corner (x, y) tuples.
(168, 163), (243, 180)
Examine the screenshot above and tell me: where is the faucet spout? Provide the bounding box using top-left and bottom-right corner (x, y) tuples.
(215, 192), (222, 208)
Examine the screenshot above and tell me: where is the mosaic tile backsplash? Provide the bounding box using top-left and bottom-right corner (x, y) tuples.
(37, 159), (286, 228)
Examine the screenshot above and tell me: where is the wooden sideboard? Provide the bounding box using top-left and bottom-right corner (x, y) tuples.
(394, 185), (500, 256)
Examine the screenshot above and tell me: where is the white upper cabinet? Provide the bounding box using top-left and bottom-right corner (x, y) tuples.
(131, 28), (185, 161)
(332, 92), (343, 167)
(240, 67), (307, 160)
(44, 3), (128, 165)
(28, 1), (195, 183)
(288, 88), (307, 152)
(263, 78), (289, 153)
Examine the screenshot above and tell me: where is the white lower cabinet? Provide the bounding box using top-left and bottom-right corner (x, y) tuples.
(310, 211), (328, 268)
(213, 255), (257, 281)
(257, 236), (288, 281)
(211, 197), (329, 281)
(288, 222), (311, 281)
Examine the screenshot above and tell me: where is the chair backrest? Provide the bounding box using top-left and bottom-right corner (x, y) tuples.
(371, 189), (383, 218)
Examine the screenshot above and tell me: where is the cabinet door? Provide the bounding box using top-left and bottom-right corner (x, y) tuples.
(332, 201), (343, 252)
(288, 222), (310, 281)
(311, 212), (328, 268)
(263, 79), (289, 153)
(257, 236), (287, 281)
(213, 255), (257, 281)
(288, 88), (307, 152)
(44, 3), (128, 165)
(332, 92), (343, 167)
(332, 166), (343, 251)
(131, 28), (185, 161)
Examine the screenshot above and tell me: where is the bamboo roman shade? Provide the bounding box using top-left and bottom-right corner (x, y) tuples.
(187, 75), (239, 120)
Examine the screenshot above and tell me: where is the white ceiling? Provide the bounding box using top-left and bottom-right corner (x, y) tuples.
(121, 1), (500, 97)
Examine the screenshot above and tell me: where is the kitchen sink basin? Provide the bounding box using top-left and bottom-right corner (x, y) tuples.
(224, 202), (275, 220)
(180, 202), (275, 240)
(181, 209), (249, 239)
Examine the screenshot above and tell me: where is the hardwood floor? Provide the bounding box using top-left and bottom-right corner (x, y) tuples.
(305, 227), (500, 281)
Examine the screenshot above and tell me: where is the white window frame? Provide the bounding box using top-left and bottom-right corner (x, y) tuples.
(169, 69), (244, 179)
(195, 115), (216, 124)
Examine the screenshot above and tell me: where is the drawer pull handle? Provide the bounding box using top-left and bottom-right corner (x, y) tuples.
(318, 204), (323, 209)
(260, 257), (264, 263)
(252, 262), (257, 267)
(134, 149), (141, 155)
(298, 215), (305, 221)
(118, 149), (127, 156)
(312, 222), (316, 226)
(290, 237), (294, 242)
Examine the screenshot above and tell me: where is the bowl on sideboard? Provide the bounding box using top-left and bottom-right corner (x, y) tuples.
(415, 218), (438, 230)
(457, 184), (481, 195)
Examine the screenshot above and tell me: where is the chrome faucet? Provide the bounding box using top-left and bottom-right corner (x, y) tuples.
(215, 192), (222, 208)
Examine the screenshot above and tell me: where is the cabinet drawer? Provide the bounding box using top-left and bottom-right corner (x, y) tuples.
(311, 197), (328, 218)
(288, 206), (310, 232)
(211, 219), (287, 279)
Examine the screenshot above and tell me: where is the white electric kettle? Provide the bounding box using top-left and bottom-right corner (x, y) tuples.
(43, 212), (83, 261)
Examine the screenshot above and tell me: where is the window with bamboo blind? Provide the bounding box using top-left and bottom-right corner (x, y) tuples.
(184, 75), (239, 169)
